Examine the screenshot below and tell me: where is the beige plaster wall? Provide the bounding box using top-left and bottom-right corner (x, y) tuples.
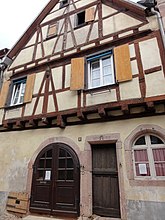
(25, 32), (37, 47)
(57, 90), (77, 111)
(103, 13), (142, 36)
(102, 4), (117, 17)
(52, 66), (63, 90)
(139, 38), (162, 70)
(0, 115), (165, 201)
(119, 78), (141, 100)
(86, 89), (117, 106)
(10, 46), (34, 68)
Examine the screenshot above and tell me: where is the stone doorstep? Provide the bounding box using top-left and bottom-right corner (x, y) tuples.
(22, 216), (121, 220)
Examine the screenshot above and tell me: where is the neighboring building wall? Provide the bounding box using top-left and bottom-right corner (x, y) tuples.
(157, 0), (165, 30)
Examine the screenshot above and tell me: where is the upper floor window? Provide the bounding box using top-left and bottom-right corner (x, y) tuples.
(87, 51), (115, 89)
(133, 134), (165, 178)
(75, 7), (95, 28)
(59, 0), (69, 8)
(70, 44), (132, 91)
(10, 78), (26, 106)
(47, 23), (58, 39)
(76, 11), (85, 27)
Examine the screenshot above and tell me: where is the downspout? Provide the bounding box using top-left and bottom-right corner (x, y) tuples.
(151, 8), (165, 48)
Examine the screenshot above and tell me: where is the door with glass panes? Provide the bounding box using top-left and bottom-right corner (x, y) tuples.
(30, 143), (80, 217)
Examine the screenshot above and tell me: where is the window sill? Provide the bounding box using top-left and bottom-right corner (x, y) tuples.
(85, 84), (116, 93)
(129, 178), (165, 187)
(74, 23), (86, 30)
(5, 103), (24, 110)
(46, 34), (57, 41)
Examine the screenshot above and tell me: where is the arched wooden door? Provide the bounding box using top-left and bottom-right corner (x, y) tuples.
(30, 143), (80, 217)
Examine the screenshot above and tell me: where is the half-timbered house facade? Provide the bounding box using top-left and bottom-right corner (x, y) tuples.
(0, 0), (165, 219)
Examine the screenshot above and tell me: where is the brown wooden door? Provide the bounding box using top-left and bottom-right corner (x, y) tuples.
(92, 144), (120, 218)
(30, 143), (80, 217)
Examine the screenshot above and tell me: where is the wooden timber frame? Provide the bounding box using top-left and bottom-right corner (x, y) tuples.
(1, 30), (165, 132)
(0, 0), (165, 132)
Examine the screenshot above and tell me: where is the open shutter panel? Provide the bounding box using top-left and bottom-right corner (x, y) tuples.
(24, 73), (36, 103)
(70, 57), (84, 90)
(85, 7), (95, 22)
(0, 80), (10, 108)
(114, 44), (132, 82)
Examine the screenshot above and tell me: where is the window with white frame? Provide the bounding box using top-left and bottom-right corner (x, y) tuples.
(87, 51), (115, 89)
(10, 78), (26, 106)
(133, 134), (165, 178)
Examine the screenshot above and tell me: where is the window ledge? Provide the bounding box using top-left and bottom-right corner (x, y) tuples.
(74, 23), (86, 30)
(85, 84), (116, 93)
(129, 179), (165, 187)
(5, 103), (24, 110)
(46, 34), (57, 41)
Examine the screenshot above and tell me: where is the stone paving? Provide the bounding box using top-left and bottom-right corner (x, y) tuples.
(1, 212), (121, 220)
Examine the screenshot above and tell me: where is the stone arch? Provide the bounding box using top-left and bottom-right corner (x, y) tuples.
(26, 136), (82, 194)
(124, 124), (165, 186)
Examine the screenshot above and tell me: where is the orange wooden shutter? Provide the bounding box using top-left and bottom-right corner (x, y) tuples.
(114, 44), (132, 82)
(70, 58), (84, 90)
(24, 73), (36, 103)
(85, 7), (95, 22)
(0, 80), (10, 108)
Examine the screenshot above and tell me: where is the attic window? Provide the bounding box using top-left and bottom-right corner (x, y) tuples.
(75, 8), (95, 28)
(60, 0), (69, 8)
(47, 23), (58, 38)
(76, 11), (85, 27)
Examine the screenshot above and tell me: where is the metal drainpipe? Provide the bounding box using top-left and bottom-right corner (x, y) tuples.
(0, 63), (5, 90)
(151, 7), (165, 48)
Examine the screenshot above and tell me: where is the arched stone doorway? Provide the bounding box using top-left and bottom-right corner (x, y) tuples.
(29, 142), (80, 218)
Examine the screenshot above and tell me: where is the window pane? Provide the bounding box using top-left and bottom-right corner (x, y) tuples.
(92, 79), (100, 87)
(66, 170), (74, 180)
(154, 163), (165, 176)
(59, 149), (66, 157)
(47, 150), (52, 157)
(91, 61), (100, 70)
(134, 136), (146, 145)
(103, 66), (112, 76)
(153, 149), (165, 162)
(39, 159), (45, 168)
(153, 149), (165, 176)
(92, 69), (100, 79)
(150, 135), (163, 144)
(46, 159), (52, 168)
(102, 57), (111, 66)
(67, 158), (73, 168)
(134, 150), (148, 162)
(37, 170), (44, 180)
(59, 159), (65, 168)
(103, 75), (113, 85)
(58, 170), (65, 180)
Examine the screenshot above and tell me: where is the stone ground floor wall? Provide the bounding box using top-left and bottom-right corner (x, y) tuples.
(127, 200), (165, 220)
(0, 115), (165, 219)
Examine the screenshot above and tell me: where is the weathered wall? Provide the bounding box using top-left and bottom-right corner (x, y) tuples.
(0, 115), (165, 219)
(127, 200), (165, 220)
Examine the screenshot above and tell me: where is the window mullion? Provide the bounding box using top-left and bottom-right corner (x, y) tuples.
(100, 58), (103, 86)
(10, 84), (16, 105)
(18, 83), (23, 104)
(147, 135), (156, 178)
(111, 55), (115, 84)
